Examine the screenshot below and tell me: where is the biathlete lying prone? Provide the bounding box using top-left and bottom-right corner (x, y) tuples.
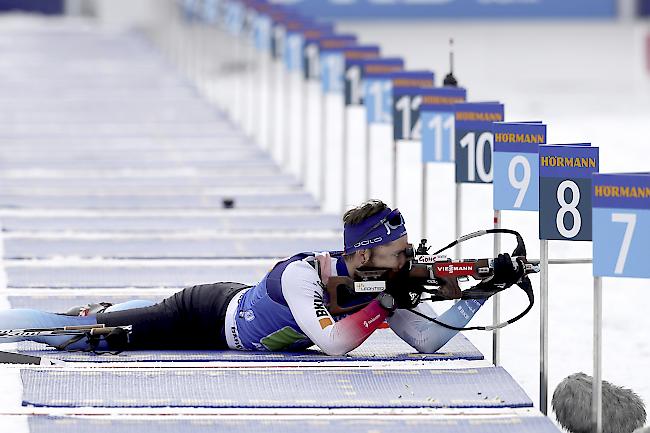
(0, 200), (525, 355)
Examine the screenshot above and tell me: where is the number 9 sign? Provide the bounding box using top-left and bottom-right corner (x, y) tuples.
(493, 122), (546, 211)
(593, 173), (650, 278)
(538, 144), (599, 241)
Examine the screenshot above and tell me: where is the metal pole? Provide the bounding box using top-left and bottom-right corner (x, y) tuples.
(455, 182), (462, 258)
(592, 276), (603, 433)
(320, 91), (327, 203)
(341, 106), (349, 209)
(301, 79), (310, 185)
(364, 124), (371, 201)
(540, 239), (549, 415)
(392, 140), (398, 208)
(421, 164), (427, 238)
(493, 209), (501, 366)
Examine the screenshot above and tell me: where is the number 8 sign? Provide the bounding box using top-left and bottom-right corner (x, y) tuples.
(593, 173), (650, 278)
(539, 144), (599, 241)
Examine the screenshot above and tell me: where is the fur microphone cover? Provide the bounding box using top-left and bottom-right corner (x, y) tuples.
(552, 372), (646, 433)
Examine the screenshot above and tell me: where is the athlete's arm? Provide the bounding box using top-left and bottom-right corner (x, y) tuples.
(387, 298), (485, 353)
(281, 261), (389, 356)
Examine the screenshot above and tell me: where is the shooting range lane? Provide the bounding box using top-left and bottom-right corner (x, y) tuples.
(0, 211), (341, 232)
(21, 367), (531, 409)
(0, 415), (563, 433)
(0, 10), (555, 433)
(3, 260), (275, 287)
(13, 329), (483, 363)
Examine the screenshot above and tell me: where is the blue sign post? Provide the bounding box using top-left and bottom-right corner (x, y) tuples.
(345, 57), (401, 107)
(284, 22), (333, 73)
(539, 144), (599, 241)
(591, 172), (649, 433)
(420, 87), (467, 163)
(493, 122), (547, 211)
(303, 34), (356, 81)
(389, 72), (434, 208)
(363, 71), (395, 125)
(490, 121), (546, 368)
(537, 142), (599, 416)
(391, 72), (435, 141)
(454, 102), (504, 184)
(592, 173), (650, 278)
(321, 45), (379, 95)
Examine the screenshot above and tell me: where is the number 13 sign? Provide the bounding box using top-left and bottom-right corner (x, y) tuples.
(593, 173), (650, 278)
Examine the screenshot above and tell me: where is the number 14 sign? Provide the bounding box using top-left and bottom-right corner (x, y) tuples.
(593, 173), (650, 278)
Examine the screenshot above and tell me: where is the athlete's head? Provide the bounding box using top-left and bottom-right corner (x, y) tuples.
(342, 200), (409, 272)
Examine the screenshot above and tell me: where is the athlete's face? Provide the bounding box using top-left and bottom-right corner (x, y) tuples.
(367, 236), (409, 272)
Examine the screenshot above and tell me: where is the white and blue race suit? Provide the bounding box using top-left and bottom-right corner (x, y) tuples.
(224, 251), (485, 356)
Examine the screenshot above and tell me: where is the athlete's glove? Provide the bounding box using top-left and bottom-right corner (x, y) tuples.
(436, 276), (462, 300)
(382, 266), (421, 310)
(491, 253), (524, 288)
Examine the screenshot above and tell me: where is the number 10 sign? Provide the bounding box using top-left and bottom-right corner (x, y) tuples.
(593, 173), (650, 278)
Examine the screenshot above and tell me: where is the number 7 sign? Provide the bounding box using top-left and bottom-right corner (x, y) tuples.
(593, 173), (650, 278)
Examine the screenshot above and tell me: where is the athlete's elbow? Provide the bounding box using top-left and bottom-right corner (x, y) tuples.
(412, 338), (446, 354)
(316, 340), (354, 356)
(319, 344), (350, 356)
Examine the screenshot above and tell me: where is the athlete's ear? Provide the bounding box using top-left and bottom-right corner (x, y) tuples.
(359, 249), (371, 265)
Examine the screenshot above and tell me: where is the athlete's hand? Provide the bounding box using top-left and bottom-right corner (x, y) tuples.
(436, 276), (462, 300)
(492, 253), (524, 287)
(384, 266), (420, 309)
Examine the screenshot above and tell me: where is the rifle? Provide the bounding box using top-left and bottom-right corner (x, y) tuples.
(327, 229), (539, 331)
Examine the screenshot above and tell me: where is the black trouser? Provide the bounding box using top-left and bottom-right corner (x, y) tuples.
(97, 282), (248, 350)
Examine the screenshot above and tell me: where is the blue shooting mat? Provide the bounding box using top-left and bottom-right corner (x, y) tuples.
(20, 366), (530, 408)
(0, 191), (318, 209)
(3, 236), (342, 259)
(14, 328), (483, 362)
(4, 262), (274, 288)
(25, 416), (562, 433)
(0, 212), (341, 232)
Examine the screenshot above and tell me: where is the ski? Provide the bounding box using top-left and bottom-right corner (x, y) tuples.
(0, 324), (132, 339)
(0, 350), (62, 366)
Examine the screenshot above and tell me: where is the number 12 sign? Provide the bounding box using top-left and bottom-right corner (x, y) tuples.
(539, 144), (599, 241)
(493, 122), (546, 211)
(593, 173), (650, 278)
